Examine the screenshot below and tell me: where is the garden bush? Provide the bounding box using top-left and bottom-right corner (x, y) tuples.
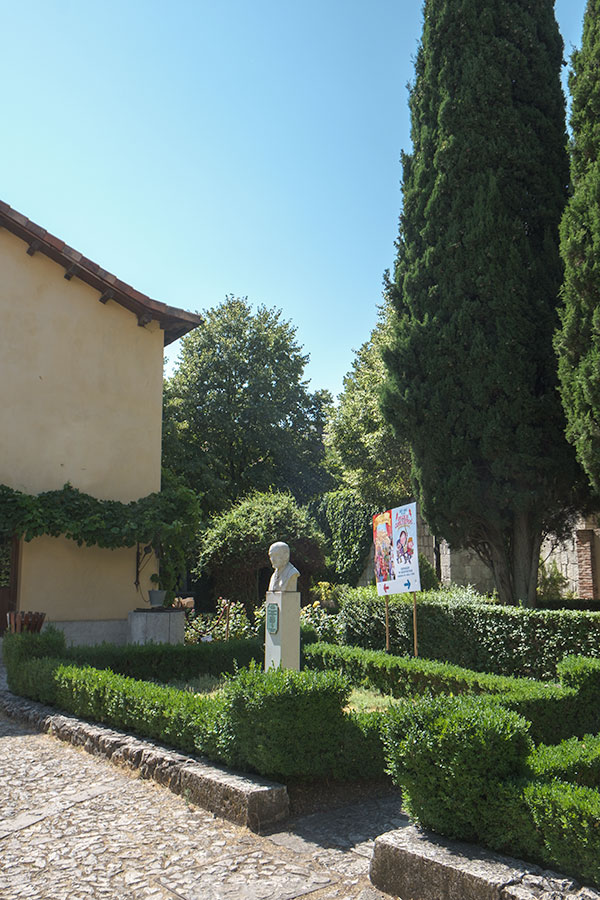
(524, 780), (600, 885)
(334, 585), (600, 679)
(382, 694), (534, 843)
(529, 734), (600, 788)
(56, 664), (225, 757)
(185, 599), (254, 643)
(383, 694), (600, 886)
(304, 643), (600, 744)
(63, 637), (262, 682)
(6, 651), (386, 782)
(6, 655), (64, 705)
(2, 626), (66, 670)
(215, 661), (383, 779)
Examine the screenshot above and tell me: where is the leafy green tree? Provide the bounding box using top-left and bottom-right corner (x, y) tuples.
(326, 300), (412, 510)
(196, 491), (325, 606)
(555, 0), (600, 493)
(382, 0), (589, 606)
(163, 296), (333, 511)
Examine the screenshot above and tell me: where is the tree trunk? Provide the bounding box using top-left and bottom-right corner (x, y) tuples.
(483, 512), (541, 606)
(512, 511), (541, 607)
(488, 541), (514, 606)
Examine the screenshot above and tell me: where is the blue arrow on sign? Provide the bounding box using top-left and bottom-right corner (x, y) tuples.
(404, 580), (411, 589)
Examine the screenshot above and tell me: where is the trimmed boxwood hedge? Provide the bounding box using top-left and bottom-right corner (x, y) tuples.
(2, 628), (263, 683)
(304, 643), (600, 744)
(382, 695), (600, 887)
(335, 585), (600, 679)
(4, 643), (385, 782)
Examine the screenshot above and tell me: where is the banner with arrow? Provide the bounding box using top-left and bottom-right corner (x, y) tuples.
(373, 502), (421, 656)
(373, 502), (421, 596)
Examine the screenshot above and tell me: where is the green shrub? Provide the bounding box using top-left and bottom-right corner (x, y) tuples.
(383, 691), (600, 886)
(7, 652), (387, 782)
(196, 491), (326, 606)
(2, 626), (66, 670)
(339, 710), (387, 780)
(304, 642), (598, 744)
(185, 599), (254, 643)
(308, 581), (347, 611)
(6, 655), (62, 705)
(63, 637), (262, 682)
(382, 694), (533, 843)
(557, 654), (600, 693)
(529, 735), (600, 789)
(217, 662), (352, 778)
(334, 585), (600, 679)
(52, 664), (225, 757)
(524, 780), (600, 885)
(418, 553), (439, 590)
(299, 601), (340, 644)
(537, 558), (574, 605)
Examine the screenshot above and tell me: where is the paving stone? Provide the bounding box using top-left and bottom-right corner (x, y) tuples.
(0, 709), (390, 900)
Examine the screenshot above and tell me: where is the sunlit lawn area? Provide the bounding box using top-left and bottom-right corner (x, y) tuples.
(169, 674), (399, 714)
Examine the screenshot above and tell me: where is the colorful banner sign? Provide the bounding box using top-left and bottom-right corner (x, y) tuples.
(373, 502), (421, 595)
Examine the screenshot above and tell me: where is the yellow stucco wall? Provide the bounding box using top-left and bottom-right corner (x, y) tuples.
(0, 227), (164, 622)
(19, 537), (156, 621)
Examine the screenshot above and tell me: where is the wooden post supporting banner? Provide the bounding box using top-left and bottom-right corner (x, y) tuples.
(385, 596), (390, 652)
(412, 591), (418, 657)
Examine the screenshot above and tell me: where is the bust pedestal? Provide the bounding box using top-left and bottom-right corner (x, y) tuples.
(264, 590), (300, 671)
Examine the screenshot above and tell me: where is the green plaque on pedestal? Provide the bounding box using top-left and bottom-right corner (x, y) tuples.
(266, 602), (279, 635)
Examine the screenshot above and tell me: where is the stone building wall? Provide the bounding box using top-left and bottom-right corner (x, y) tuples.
(542, 516), (600, 599)
(439, 541), (496, 595)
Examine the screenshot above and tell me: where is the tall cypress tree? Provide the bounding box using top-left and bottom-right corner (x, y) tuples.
(555, 0), (600, 493)
(382, 0), (588, 605)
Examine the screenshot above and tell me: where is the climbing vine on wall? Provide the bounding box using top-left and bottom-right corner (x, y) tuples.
(0, 475), (200, 599)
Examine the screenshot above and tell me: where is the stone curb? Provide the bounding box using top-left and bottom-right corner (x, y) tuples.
(0, 690), (289, 833)
(369, 825), (600, 900)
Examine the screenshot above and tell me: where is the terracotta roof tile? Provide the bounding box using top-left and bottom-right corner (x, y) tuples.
(0, 201), (202, 344)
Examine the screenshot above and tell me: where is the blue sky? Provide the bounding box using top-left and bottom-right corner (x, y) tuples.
(1, 0), (587, 398)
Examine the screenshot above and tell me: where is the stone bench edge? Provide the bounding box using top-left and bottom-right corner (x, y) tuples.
(370, 825), (600, 900)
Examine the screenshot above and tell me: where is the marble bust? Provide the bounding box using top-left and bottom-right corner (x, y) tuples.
(268, 541), (300, 592)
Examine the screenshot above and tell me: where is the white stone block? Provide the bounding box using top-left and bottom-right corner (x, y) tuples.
(264, 591), (300, 671)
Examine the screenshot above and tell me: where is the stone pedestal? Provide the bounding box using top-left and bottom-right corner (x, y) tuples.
(264, 591), (300, 671)
(128, 608), (185, 645)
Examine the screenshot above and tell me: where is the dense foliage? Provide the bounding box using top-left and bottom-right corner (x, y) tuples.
(311, 489), (375, 584)
(383, 695), (533, 843)
(383, 694), (600, 886)
(325, 300), (411, 509)
(2, 627), (262, 682)
(306, 643), (600, 744)
(196, 491), (325, 606)
(556, 0), (600, 493)
(185, 599), (255, 643)
(0, 475), (200, 599)
(163, 296), (333, 511)
(5, 642), (384, 782)
(332, 585), (600, 679)
(382, 0), (589, 606)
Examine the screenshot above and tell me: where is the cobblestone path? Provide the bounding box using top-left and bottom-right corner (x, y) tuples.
(0, 714), (401, 900)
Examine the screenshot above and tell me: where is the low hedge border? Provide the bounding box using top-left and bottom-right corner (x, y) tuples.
(529, 734), (600, 788)
(334, 585), (600, 679)
(5, 646), (386, 782)
(382, 694), (600, 888)
(2, 627), (263, 683)
(0, 688), (289, 832)
(304, 643), (600, 744)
